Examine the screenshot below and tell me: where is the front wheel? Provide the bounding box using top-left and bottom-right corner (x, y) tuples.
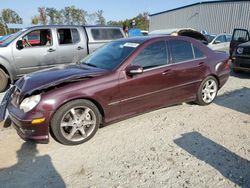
(0, 69), (9, 93)
(195, 76), (218, 105)
(51, 99), (101, 145)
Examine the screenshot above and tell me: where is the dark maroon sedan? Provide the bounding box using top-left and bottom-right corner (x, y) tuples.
(0, 36), (230, 145)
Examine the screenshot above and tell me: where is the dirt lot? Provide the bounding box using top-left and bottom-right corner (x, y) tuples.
(0, 72), (249, 188)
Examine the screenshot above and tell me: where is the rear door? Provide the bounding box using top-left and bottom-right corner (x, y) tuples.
(230, 29), (250, 56)
(167, 39), (207, 102)
(56, 27), (87, 65)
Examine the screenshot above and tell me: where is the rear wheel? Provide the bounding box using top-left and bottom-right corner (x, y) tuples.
(196, 76), (218, 105)
(51, 99), (101, 145)
(0, 69), (8, 93)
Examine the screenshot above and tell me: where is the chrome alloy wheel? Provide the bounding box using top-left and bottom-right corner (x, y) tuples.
(60, 106), (96, 142)
(201, 79), (218, 103)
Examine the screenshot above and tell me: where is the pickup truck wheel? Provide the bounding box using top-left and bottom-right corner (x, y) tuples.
(51, 99), (101, 145)
(195, 76), (218, 106)
(0, 69), (9, 93)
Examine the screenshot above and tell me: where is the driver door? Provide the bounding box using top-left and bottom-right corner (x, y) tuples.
(12, 28), (58, 78)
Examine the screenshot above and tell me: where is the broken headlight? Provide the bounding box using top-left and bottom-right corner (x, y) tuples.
(20, 94), (41, 112)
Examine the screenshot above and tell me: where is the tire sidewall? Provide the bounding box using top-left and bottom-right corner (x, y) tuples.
(196, 76), (218, 106)
(51, 99), (101, 145)
(0, 69), (8, 93)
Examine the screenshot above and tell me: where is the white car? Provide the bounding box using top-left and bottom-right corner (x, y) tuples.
(206, 34), (232, 52)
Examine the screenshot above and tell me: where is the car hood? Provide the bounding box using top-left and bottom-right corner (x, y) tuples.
(238, 41), (250, 47)
(15, 64), (109, 97)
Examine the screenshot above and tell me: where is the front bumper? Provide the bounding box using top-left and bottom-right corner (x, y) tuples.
(231, 56), (250, 72)
(8, 102), (53, 143)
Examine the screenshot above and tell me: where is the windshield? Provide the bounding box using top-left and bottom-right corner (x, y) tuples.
(2, 29), (27, 45)
(80, 40), (140, 70)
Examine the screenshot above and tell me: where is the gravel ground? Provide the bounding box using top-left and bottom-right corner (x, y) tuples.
(0, 72), (249, 188)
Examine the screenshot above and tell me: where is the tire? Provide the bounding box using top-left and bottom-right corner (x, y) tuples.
(0, 69), (8, 93)
(195, 76), (218, 106)
(51, 99), (101, 145)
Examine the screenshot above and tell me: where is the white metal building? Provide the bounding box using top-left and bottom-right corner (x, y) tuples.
(149, 0), (250, 34)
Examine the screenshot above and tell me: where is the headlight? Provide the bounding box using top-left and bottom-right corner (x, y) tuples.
(20, 94), (41, 112)
(236, 47), (244, 54)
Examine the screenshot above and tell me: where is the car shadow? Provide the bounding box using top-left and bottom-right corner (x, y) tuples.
(0, 141), (66, 188)
(230, 71), (250, 79)
(214, 87), (250, 115)
(174, 131), (250, 187)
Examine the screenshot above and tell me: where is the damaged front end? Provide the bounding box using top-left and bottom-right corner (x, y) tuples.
(2, 64), (107, 142)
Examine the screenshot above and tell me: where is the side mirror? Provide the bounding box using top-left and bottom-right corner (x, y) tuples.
(213, 40), (221, 44)
(126, 65), (143, 76)
(16, 40), (23, 50)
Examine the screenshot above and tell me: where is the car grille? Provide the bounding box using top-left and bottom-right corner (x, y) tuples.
(243, 47), (250, 55)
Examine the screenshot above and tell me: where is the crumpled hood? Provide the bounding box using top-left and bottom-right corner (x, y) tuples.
(15, 64), (108, 96)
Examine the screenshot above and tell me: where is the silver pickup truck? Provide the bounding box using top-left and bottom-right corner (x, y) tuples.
(0, 25), (125, 92)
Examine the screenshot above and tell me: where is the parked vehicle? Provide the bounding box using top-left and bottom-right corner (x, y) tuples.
(0, 36), (230, 145)
(206, 34), (231, 52)
(0, 25), (125, 92)
(230, 28), (250, 72)
(0, 34), (13, 44)
(149, 28), (208, 44)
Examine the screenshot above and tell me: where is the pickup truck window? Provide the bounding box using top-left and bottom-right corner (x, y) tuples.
(57, 28), (80, 45)
(21, 29), (52, 48)
(91, 28), (123, 40)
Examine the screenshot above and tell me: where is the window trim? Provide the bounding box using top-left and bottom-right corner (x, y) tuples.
(131, 40), (170, 70)
(57, 28), (79, 46)
(18, 28), (53, 49)
(71, 28), (81, 44)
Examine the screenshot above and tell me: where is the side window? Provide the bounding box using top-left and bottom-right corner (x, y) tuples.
(193, 46), (205, 59)
(232, 30), (249, 42)
(169, 40), (194, 63)
(132, 41), (168, 69)
(58, 29), (72, 45)
(21, 29), (52, 48)
(91, 29), (124, 40)
(225, 35), (232, 42)
(71, 28), (80, 43)
(214, 35), (226, 43)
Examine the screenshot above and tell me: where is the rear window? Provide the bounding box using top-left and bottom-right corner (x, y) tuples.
(57, 28), (80, 45)
(91, 28), (123, 40)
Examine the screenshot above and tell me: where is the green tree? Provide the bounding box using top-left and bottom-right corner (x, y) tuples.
(46, 8), (57, 24)
(62, 6), (87, 25)
(1, 8), (23, 24)
(95, 10), (105, 25)
(86, 13), (97, 25)
(38, 7), (48, 25)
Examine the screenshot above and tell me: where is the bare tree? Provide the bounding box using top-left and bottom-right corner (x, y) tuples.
(95, 10), (105, 25)
(38, 7), (48, 25)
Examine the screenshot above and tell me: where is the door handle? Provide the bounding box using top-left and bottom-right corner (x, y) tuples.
(197, 62), (205, 67)
(162, 69), (171, 75)
(47, 48), (56, 52)
(77, 46), (84, 50)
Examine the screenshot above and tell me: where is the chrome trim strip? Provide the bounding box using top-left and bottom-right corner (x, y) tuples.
(108, 79), (202, 106)
(143, 57), (206, 72)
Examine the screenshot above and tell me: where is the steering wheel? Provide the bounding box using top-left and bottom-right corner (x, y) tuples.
(23, 38), (31, 47)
